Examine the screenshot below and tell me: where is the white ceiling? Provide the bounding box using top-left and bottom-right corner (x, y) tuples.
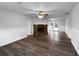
(0, 2), (77, 18)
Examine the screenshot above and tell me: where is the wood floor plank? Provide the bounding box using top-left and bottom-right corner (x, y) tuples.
(0, 31), (78, 56)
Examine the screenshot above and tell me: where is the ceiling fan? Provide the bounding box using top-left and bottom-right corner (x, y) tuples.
(17, 2), (48, 19)
(18, 7), (48, 19)
(19, 7), (68, 19)
(37, 11), (48, 19)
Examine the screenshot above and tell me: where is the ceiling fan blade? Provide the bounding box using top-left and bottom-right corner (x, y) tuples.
(43, 9), (68, 13)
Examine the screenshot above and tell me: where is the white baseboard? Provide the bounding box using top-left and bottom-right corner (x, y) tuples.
(0, 35), (28, 47)
(71, 40), (79, 55)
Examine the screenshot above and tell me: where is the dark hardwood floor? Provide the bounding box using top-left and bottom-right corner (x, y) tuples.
(0, 31), (78, 56)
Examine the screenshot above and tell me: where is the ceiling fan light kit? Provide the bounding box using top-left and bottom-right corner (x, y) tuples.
(38, 15), (44, 19)
(38, 11), (48, 19)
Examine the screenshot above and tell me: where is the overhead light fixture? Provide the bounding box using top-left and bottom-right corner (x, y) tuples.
(38, 11), (48, 19)
(38, 15), (43, 19)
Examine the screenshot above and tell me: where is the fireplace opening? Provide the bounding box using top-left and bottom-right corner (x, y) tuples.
(33, 24), (48, 35)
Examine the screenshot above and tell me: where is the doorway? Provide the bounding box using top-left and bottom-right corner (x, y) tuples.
(48, 20), (59, 31)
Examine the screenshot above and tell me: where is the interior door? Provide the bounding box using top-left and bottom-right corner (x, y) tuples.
(48, 21), (59, 31)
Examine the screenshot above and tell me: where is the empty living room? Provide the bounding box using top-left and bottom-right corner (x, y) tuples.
(0, 1), (79, 57)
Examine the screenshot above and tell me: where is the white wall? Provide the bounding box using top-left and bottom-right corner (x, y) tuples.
(31, 17), (48, 24)
(66, 3), (79, 55)
(0, 10), (32, 46)
(65, 15), (72, 38)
